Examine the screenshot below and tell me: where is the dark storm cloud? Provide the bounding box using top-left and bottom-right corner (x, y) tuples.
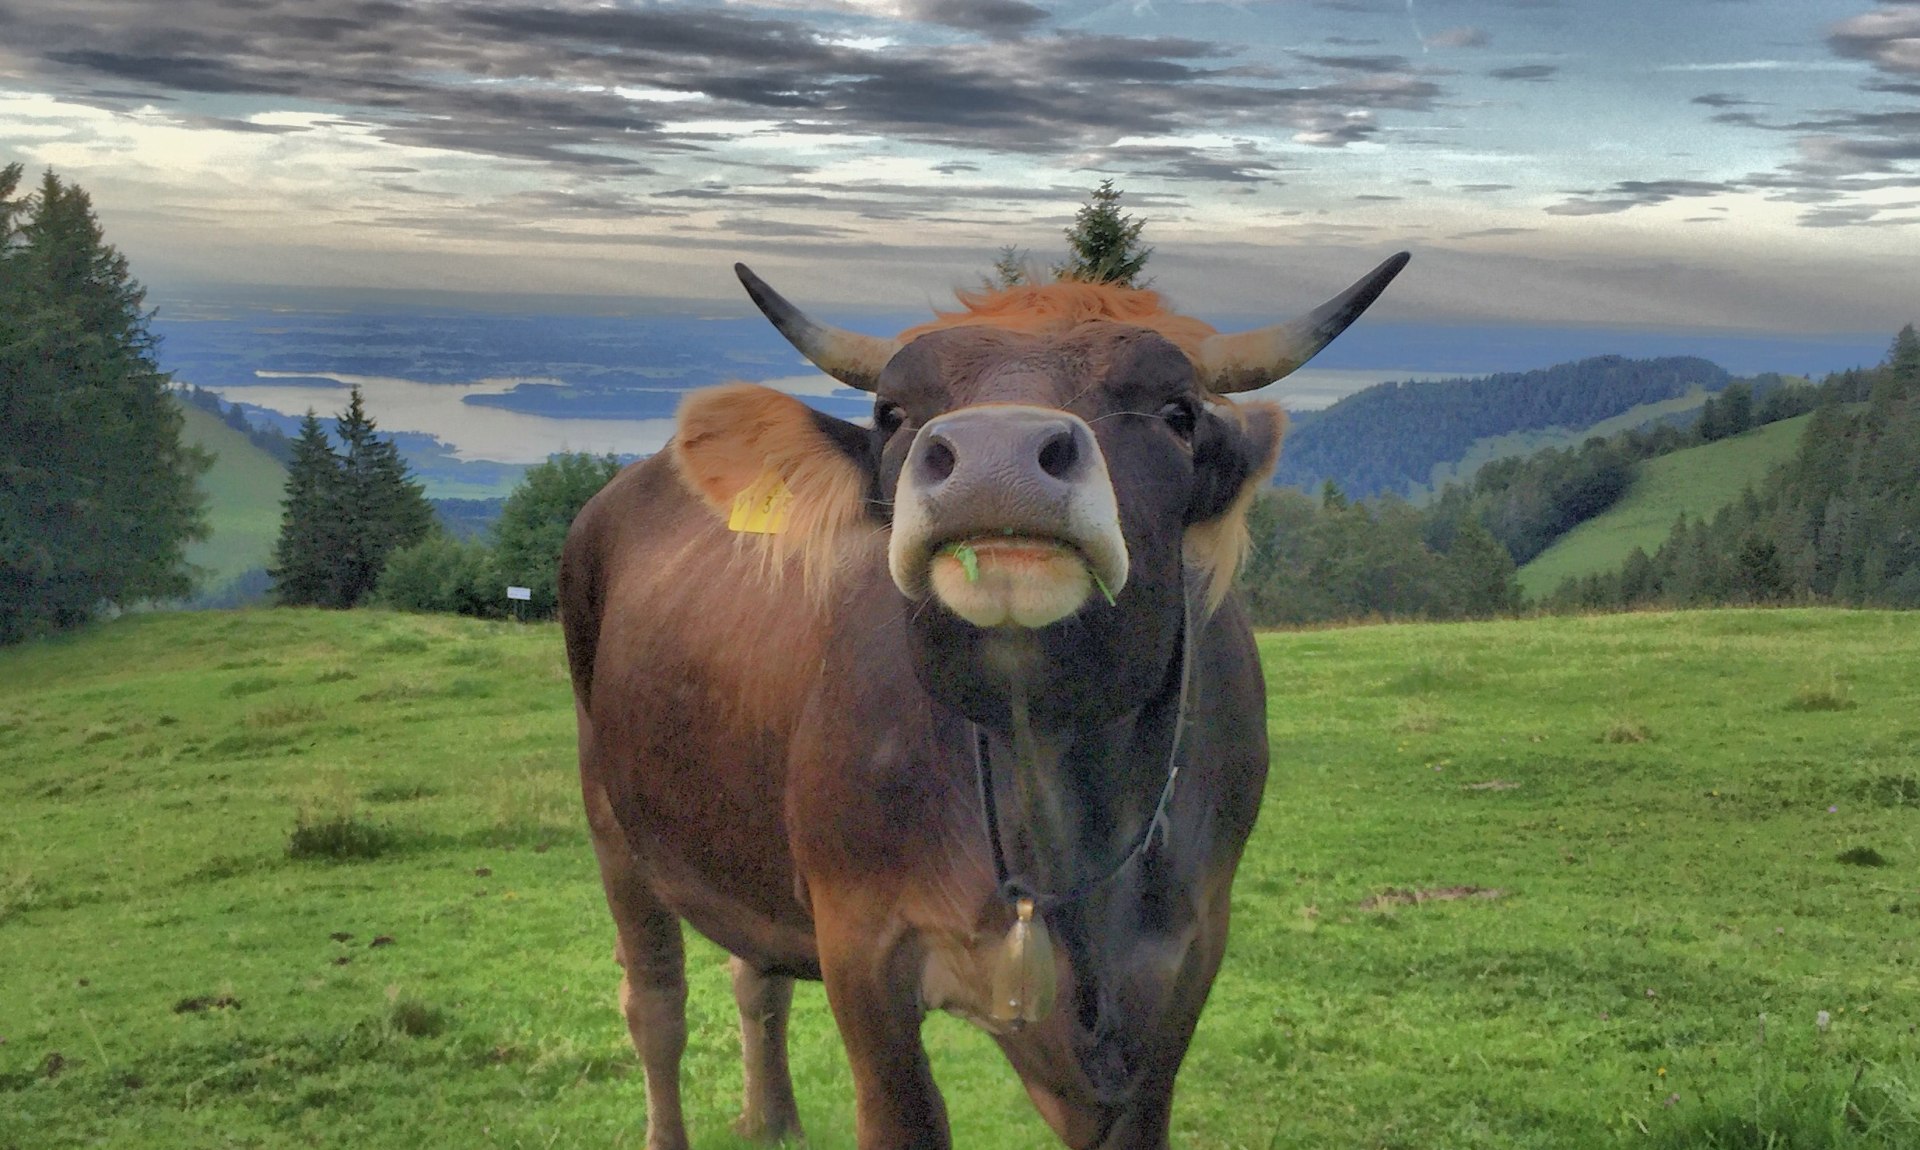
(1487, 64), (1558, 82)
(1799, 202), (1920, 227)
(1294, 53), (1416, 74)
(1077, 143), (1290, 183)
(4, 0), (1449, 172)
(1545, 179), (1738, 215)
(903, 0), (1049, 37)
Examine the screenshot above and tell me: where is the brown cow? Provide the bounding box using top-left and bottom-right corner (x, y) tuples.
(561, 253), (1408, 1150)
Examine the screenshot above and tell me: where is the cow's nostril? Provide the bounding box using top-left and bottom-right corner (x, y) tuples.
(922, 436), (957, 483)
(1037, 428), (1078, 480)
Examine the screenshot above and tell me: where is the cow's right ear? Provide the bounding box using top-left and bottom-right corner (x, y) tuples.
(672, 383), (876, 598)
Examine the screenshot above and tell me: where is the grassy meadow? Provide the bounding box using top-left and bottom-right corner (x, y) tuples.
(176, 402), (287, 592)
(3, 607), (1918, 1149)
(1517, 415), (1812, 599)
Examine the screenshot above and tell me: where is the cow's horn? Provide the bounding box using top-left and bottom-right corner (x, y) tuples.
(736, 263), (901, 393)
(1196, 252), (1411, 394)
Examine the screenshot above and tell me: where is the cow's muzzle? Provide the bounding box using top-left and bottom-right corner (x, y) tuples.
(889, 406), (1129, 628)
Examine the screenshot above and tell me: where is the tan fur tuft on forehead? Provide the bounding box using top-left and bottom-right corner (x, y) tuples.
(901, 281), (1221, 361)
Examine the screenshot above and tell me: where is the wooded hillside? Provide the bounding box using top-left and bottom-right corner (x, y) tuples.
(1274, 355), (1732, 499)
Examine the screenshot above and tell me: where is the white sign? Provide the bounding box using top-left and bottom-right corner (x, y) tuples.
(506, 586), (532, 601)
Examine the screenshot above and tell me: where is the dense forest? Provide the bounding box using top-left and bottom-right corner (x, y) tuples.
(1274, 355), (1732, 499)
(1547, 327), (1920, 611)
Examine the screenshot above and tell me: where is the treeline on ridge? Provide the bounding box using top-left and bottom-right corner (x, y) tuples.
(1275, 355), (1734, 499)
(178, 383), (295, 464)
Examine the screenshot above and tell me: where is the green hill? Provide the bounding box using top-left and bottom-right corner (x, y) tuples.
(176, 399), (286, 597)
(1518, 412), (1811, 598)
(1418, 386), (1716, 499)
(3, 607), (1918, 1147)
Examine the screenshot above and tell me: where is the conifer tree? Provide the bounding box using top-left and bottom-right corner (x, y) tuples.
(1, 165), (209, 643)
(267, 389), (432, 608)
(269, 411), (342, 606)
(1055, 180), (1152, 287)
(331, 389), (433, 606)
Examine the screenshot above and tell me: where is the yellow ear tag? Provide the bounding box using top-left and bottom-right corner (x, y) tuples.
(727, 474), (793, 534)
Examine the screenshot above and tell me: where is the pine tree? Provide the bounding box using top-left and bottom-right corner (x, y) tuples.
(269, 411), (343, 606)
(1, 166), (209, 643)
(330, 388), (433, 607)
(984, 245), (1033, 290)
(267, 389), (432, 609)
(1055, 180), (1152, 287)
(1887, 324), (1920, 386)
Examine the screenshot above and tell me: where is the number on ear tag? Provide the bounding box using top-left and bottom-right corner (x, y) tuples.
(728, 474), (793, 534)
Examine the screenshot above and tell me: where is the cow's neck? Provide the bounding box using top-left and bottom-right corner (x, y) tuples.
(972, 577), (1195, 908)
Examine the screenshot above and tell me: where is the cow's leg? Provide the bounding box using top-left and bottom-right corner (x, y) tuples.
(815, 907), (949, 1150)
(729, 956), (804, 1143)
(1091, 891), (1236, 1150)
(586, 781), (691, 1150)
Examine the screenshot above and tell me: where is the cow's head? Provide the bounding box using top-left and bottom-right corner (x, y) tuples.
(673, 255), (1407, 726)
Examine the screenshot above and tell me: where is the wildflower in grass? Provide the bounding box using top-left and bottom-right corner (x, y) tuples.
(1829, 805), (1838, 813)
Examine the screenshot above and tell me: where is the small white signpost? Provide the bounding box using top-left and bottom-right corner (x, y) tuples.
(506, 585), (532, 621)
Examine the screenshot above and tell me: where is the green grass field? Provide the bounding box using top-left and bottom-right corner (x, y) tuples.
(176, 402), (288, 593)
(3, 607), (1917, 1148)
(1517, 414), (1813, 599)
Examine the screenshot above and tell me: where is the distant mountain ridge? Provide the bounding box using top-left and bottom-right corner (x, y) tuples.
(1274, 355), (1733, 500)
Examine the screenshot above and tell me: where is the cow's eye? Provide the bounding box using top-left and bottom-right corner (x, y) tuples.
(875, 401), (906, 437)
(1158, 397), (1198, 440)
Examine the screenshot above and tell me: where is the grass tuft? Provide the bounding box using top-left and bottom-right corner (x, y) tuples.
(1601, 716), (1654, 743)
(363, 781), (439, 804)
(222, 675), (280, 698)
(1856, 774), (1920, 808)
(1788, 678), (1857, 712)
(246, 702), (327, 728)
(387, 997), (448, 1039)
(1835, 846), (1888, 867)
(286, 812), (396, 861)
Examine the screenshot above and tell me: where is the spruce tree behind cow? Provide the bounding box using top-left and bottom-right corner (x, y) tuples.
(562, 253), (1409, 1150)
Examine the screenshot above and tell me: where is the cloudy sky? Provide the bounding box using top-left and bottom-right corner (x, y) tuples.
(1, 0), (1916, 331)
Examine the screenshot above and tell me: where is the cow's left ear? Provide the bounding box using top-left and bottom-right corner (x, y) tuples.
(1184, 399), (1286, 610)
(672, 383), (875, 599)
